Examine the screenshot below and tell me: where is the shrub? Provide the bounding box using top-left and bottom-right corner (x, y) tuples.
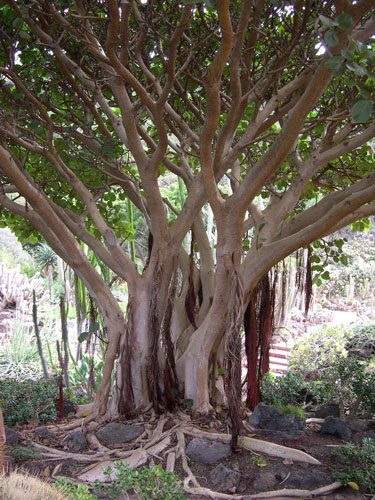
(317, 355), (375, 416)
(7, 443), (41, 462)
(290, 324), (349, 374)
(347, 320), (375, 350)
(332, 438), (375, 493)
(54, 477), (96, 500)
(0, 378), (57, 426)
(95, 461), (188, 500)
(261, 372), (309, 407)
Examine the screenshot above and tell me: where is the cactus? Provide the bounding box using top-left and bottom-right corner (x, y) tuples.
(0, 263), (47, 313)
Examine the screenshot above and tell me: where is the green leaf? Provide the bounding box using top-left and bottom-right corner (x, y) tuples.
(335, 12), (354, 30)
(346, 61), (368, 77)
(184, 398), (194, 408)
(319, 15), (338, 28)
(89, 321), (100, 333)
(351, 98), (373, 123)
(78, 332), (90, 343)
(325, 56), (344, 74)
(324, 30), (339, 48)
(19, 31), (31, 41)
(258, 222), (266, 232)
(321, 271), (330, 280)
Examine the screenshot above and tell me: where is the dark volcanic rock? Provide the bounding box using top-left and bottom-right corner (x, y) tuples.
(319, 417), (352, 440)
(315, 404), (340, 419)
(248, 402), (305, 438)
(5, 428), (22, 446)
(284, 470), (329, 489)
(96, 423), (144, 445)
(209, 463), (241, 492)
(66, 430), (88, 451)
(185, 438), (232, 464)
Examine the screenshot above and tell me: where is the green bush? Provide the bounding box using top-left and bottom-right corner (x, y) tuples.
(290, 324), (350, 374)
(332, 438), (375, 493)
(347, 320), (375, 349)
(0, 378), (57, 426)
(95, 461), (188, 500)
(7, 443), (41, 462)
(317, 355), (375, 416)
(54, 477), (96, 500)
(261, 372), (309, 407)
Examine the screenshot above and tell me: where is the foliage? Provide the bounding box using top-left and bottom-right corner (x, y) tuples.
(276, 403), (305, 420)
(0, 378), (57, 426)
(347, 320), (375, 349)
(0, 313), (44, 380)
(7, 443), (41, 462)
(332, 438), (375, 493)
(68, 355), (104, 399)
(54, 477), (96, 500)
(261, 372), (310, 407)
(316, 355), (375, 415)
(290, 325), (350, 374)
(250, 455), (268, 466)
(95, 461), (188, 500)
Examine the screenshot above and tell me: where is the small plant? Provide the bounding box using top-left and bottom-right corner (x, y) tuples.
(54, 477), (96, 500)
(290, 324), (350, 374)
(261, 372), (310, 407)
(318, 355), (375, 416)
(7, 443), (41, 462)
(250, 455), (268, 467)
(332, 438), (375, 493)
(95, 461), (188, 500)
(0, 378), (57, 426)
(276, 404), (305, 420)
(69, 355), (104, 399)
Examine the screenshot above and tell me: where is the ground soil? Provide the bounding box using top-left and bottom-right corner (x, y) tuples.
(3, 408), (373, 500)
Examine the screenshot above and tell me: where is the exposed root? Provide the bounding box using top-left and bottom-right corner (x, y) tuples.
(166, 451), (175, 472)
(12, 412), (340, 500)
(176, 430), (200, 489)
(182, 426), (321, 465)
(243, 481), (343, 498)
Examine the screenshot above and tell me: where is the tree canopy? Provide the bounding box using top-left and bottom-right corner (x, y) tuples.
(0, 0), (375, 428)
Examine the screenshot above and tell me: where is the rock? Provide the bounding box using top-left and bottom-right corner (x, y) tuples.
(248, 403), (305, 439)
(315, 404), (340, 419)
(66, 430), (87, 451)
(63, 403), (76, 417)
(96, 423), (144, 444)
(319, 417), (352, 440)
(34, 428), (55, 440)
(185, 438), (232, 464)
(353, 430), (375, 445)
(209, 464), (241, 492)
(345, 416), (369, 433)
(253, 472), (278, 491)
(284, 470), (328, 489)
(5, 428), (22, 446)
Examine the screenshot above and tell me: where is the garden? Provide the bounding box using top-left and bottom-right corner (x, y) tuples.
(1, 226), (375, 500)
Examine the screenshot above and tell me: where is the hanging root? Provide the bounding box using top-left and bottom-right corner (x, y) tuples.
(224, 266), (244, 449)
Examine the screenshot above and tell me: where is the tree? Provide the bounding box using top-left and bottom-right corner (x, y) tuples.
(0, 1), (375, 433)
